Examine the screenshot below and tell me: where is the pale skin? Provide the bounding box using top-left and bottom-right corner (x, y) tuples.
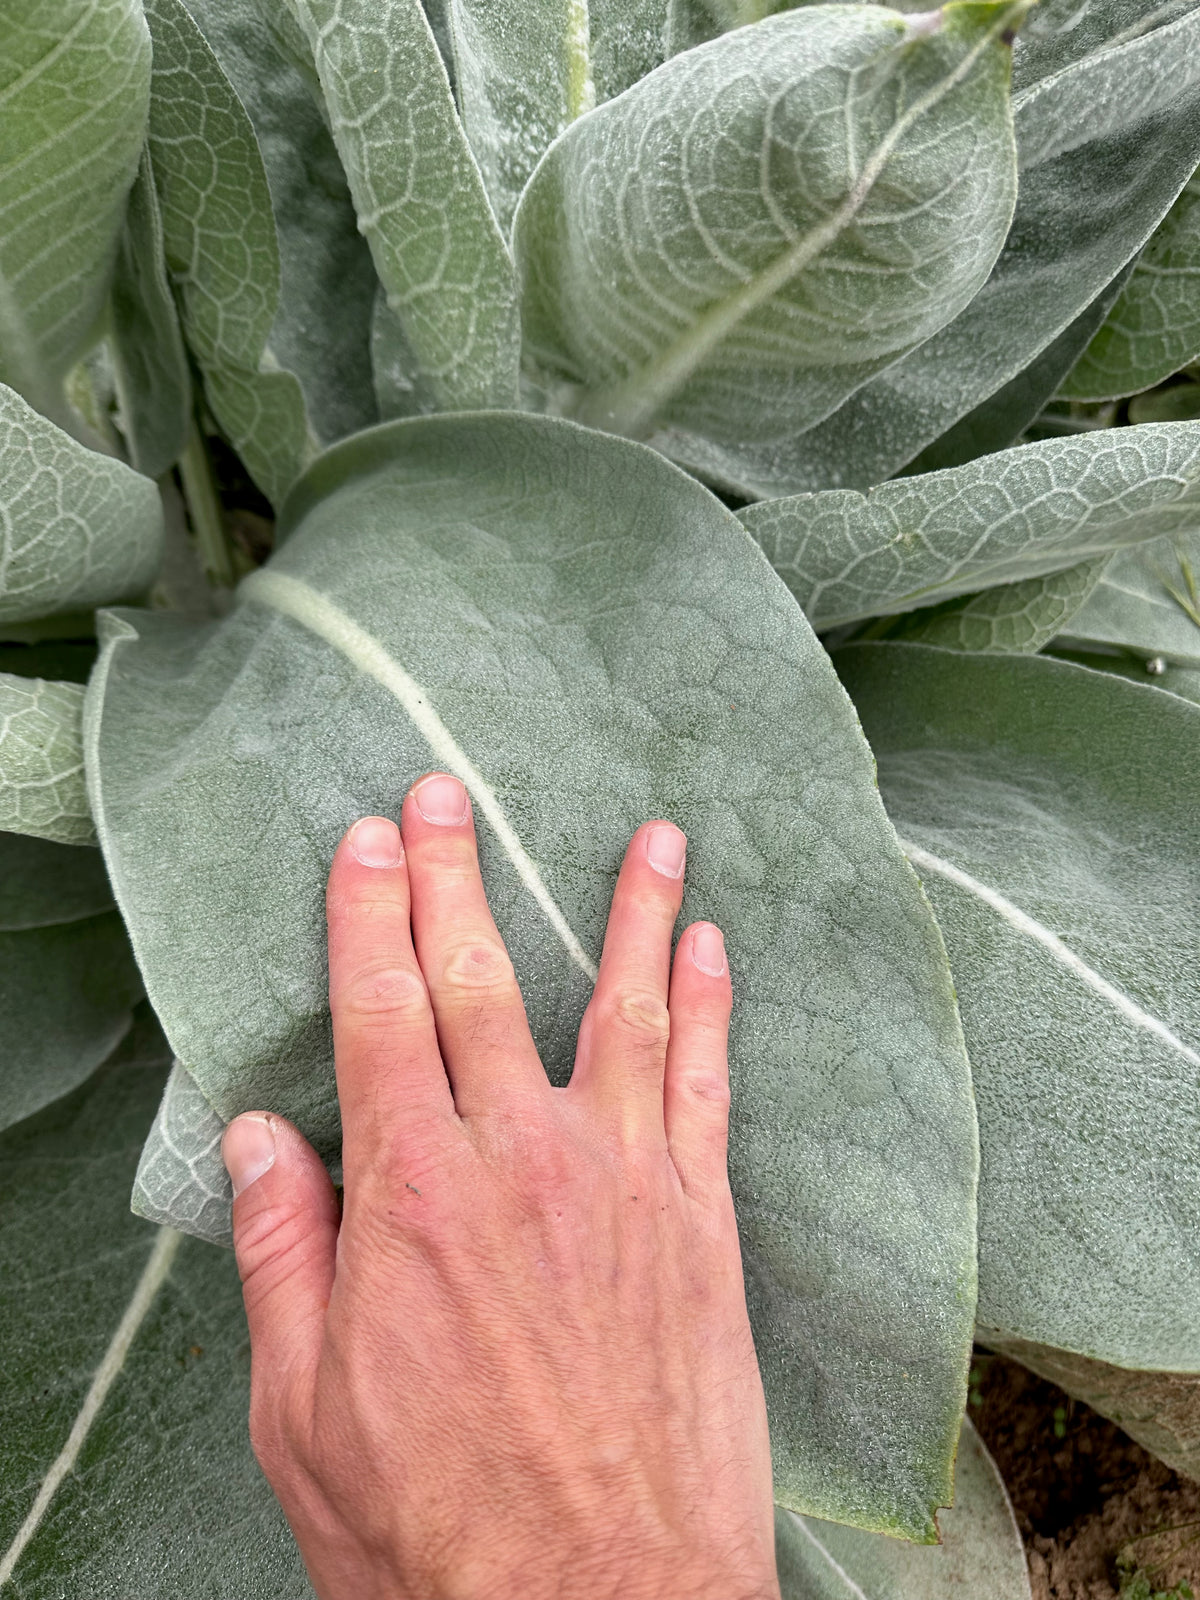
(221, 771), (780, 1600)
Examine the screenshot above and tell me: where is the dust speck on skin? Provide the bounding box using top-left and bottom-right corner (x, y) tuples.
(972, 1353), (1200, 1600)
(406, 1182), (422, 1196)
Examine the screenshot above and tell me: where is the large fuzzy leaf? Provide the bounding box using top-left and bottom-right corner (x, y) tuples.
(108, 152), (192, 482)
(85, 412), (976, 1538)
(448, 0), (593, 234)
(132, 1060), (233, 1247)
(776, 0), (1200, 490)
(0, 0), (150, 427)
(285, 0), (520, 412)
(590, 0), (671, 101)
(889, 559), (1109, 653)
(0, 674), (93, 845)
(514, 2), (1023, 498)
(0, 832), (142, 1133)
(740, 424), (1200, 631)
(0, 1016), (313, 1597)
(837, 644), (1200, 1372)
(176, 0), (381, 447)
(776, 1417), (1031, 1600)
(0, 382), (164, 627)
(142, 0), (314, 507)
(1060, 171), (1200, 403)
(1059, 531), (1200, 667)
(979, 1331), (1200, 1483)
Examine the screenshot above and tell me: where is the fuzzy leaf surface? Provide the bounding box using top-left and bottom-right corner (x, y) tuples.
(1060, 172), (1200, 402)
(515, 2), (1022, 498)
(1061, 531), (1200, 666)
(889, 560), (1108, 653)
(740, 424), (1200, 630)
(776, 1418), (1031, 1600)
(0, 0), (150, 424)
(143, 0), (313, 506)
(778, 0), (1200, 490)
(0, 833), (142, 1133)
(0, 1016), (314, 1597)
(132, 1061), (233, 1247)
(86, 412), (976, 1538)
(285, 0), (520, 411)
(0, 674), (93, 844)
(838, 644), (1200, 1371)
(0, 382), (164, 625)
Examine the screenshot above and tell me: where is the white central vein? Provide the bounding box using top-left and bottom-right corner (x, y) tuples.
(0, 1228), (181, 1588)
(242, 570), (599, 984)
(900, 839), (1200, 1069)
(786, 1512), (872, 1600)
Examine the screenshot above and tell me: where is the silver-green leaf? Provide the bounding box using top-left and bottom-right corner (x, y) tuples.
(889, 559), (1109, 653)
(132, 1060), (234, 1248)
(1059, 171), (1200, 403)
(837, 644), (1200, 1373)
(777, 0), (1200, 490)
(1061, 531), (1200, 666)
(143, 0), (314, 506)
(0, 1015), (313, 1596)
(515, 1), (1024, 498)
(0, 381), (164, 626)
(0, 673), (93, 845)
(0, 0), (151, 427)
(776, 1418), (1031, 1600)
(86, 412), (976, 1538)
(285, 0), (521, 411)
(740, 423), (1200, 631)
(0, 832), (143, 1133)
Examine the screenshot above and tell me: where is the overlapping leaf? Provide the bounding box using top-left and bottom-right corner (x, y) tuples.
(1060, 172), (1200, 402)
(777, 0), (1200, 489)
(0, 0), (150, 427)
(284, 0), (520, 412)
(132, 1060), (233, 1247)
(889, 560), (1109, 653)
(0, 674), (93, 844)
(142, 0), (314, 506)
(515, 2), (1023, 497)
(0, 382), (164, 626)
(86, 412), (976, 1538)
(838, 644), (1200, 1372)
(0, 832), (142, 1133)
(740, 423), (1200, 631)
(776, 1418), (1031, 1600)
(1062, 531), (1200, 665)
(0, 1016), (313, 1597)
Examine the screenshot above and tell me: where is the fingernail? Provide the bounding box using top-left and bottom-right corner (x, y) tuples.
(348, 816), (403, 867)
(691, 923), (726, 977)
(413, 773), (469, 825)
(222, 1114), (276, 1197)
(646, 823), (686, 878)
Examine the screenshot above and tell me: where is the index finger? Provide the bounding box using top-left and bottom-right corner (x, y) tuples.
(326, 815), (458, 1174)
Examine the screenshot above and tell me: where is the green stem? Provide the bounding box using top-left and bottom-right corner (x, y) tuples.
(178, 423), (236, 590)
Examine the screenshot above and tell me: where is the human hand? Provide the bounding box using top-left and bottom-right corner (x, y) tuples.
(221, 772), (780, 1600)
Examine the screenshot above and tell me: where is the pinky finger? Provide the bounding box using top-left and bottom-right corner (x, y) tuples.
(663, 922), (733, 1199)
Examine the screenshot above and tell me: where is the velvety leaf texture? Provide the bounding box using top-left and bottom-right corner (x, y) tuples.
(0, 0), (150, 426)
(0, 1016), (314, 1598)
(775, 1418), (1031, 1600)
(85, 412), (976, 1538)
(837, 645), (1200, 1373)
(0, 674), (94, 844)
(0, 832), (142, 1134)
(1061, 530), (1200, 665)
(285, 0), (521, 412)
(132, 1061), (234, 1247)
(142, 0), (314, 506)
(889, 559), (1109, 653)
(775, 0), (1200, 489)
(515, 2), (1023, 498)
(0, 382), (164, 625)
(1060, 170), (1200, 402)
(740, 423), (1200, 630)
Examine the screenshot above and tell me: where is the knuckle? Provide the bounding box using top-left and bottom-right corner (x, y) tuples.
(599, 989), (671, 1055)
(338, 959), (429, 1022)
(677, 1069), (732, 1114)
(438, 938), (518, 1001)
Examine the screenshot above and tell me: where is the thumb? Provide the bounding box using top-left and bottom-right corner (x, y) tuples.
(222, 1113), (339, 1413)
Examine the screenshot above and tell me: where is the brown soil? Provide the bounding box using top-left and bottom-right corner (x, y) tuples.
(971, 1351), (1200, 1599)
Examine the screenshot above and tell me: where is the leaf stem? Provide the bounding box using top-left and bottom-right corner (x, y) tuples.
(178, 423), (236, 590)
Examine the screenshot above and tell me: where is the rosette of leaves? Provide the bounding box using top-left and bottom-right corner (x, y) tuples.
(4, 0), (1200, 1591)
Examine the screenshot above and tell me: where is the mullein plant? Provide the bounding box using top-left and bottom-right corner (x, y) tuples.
(1, 0), (1199, 1591)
